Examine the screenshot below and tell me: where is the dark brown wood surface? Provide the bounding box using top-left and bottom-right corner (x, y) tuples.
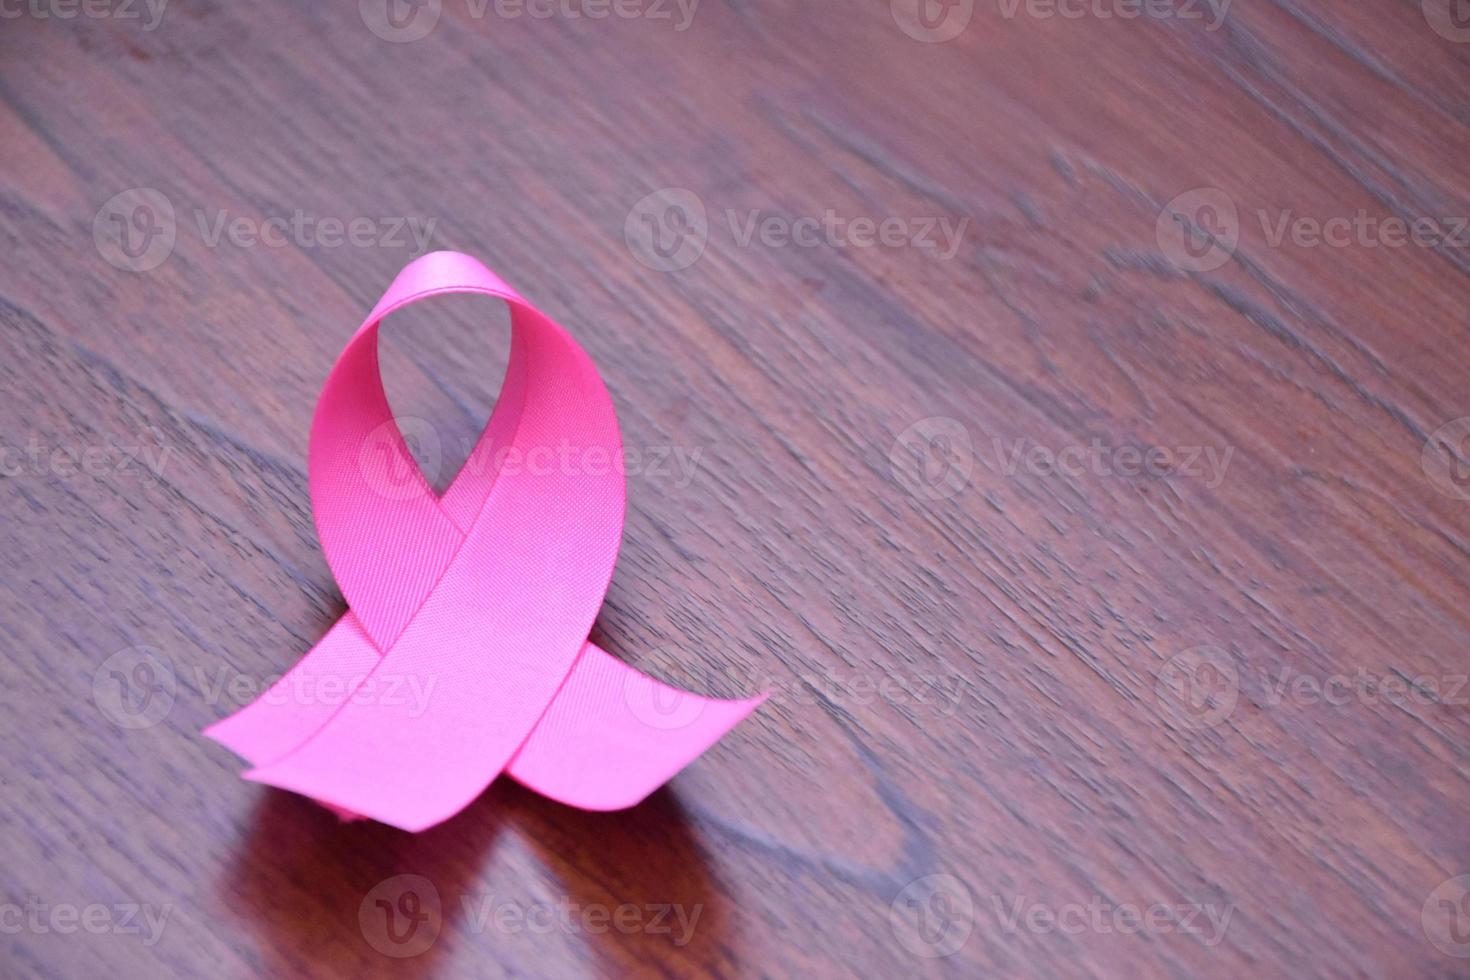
(2, 1), (1468, 977)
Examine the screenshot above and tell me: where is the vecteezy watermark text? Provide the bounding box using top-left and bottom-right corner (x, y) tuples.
(489, 0), (698, 29)
(459, 894), (701, 945)
(890, 0), (1227, 42)
(991, 895), (1234, 945)
(1262, 666), (1467, 708)
(724, 210), (968, 259)
(621, 659), (977, 732)
(94, 188), (437, 273)
(1156, 187), (1470, 273)
(0, 899), (172, 946)
(624, 188), (969, 272)
(358, 0), (699, 43)
(0, 0), (168, 30)
(996, 0), (1229, 30)
(355, 417), (707, 501)
(888, 875), (1233, 958)
(0, 433), (173, 483)
(993, 437), (1234, 488)
(194, 209), (436, 253)
(358, 875), (701, 958)
(1259, 210), (1470, 250)
(888, 417), (1235, 501)
(195, 665), (439, 717)
(1155, 645), (1468, 730)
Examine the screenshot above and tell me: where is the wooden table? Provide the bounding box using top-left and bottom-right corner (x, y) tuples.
(1, 2), (1467, 976)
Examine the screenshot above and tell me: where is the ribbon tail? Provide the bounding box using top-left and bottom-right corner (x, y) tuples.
(202, 617), (381, 823)
(205, 617), (762, 826)
(507, 642), (768, 811)
(202, 616), (381, 768)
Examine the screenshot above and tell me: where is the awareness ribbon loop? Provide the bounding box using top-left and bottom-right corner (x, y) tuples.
(205, 251), (764, 832)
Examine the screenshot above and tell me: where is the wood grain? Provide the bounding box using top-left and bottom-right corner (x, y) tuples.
(1, 1), (1467, 976)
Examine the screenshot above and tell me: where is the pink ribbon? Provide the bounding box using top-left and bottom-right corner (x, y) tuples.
(205, 251), (764, 832)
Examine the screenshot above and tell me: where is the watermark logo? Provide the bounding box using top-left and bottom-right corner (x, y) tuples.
(889, 417), (974, 501)
(94, 188), (176, 273)
(1422, 417), (1470, 500)
(1155, 646), (1238, 730)
(623, 651), (709, 731)
(357, 416), (443, 501)
(360, 0), (442, 41)
(1424, 0), (1470, 42)
(1424, 875), (1470, 958)
(361, 875), (443, 958)
(93, 646), (177, 730)
(890, 0), (974, 42)
(1156, 187), (1238, 272)
(625, 188), (708, 272)
(890, 874), (975, 958)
